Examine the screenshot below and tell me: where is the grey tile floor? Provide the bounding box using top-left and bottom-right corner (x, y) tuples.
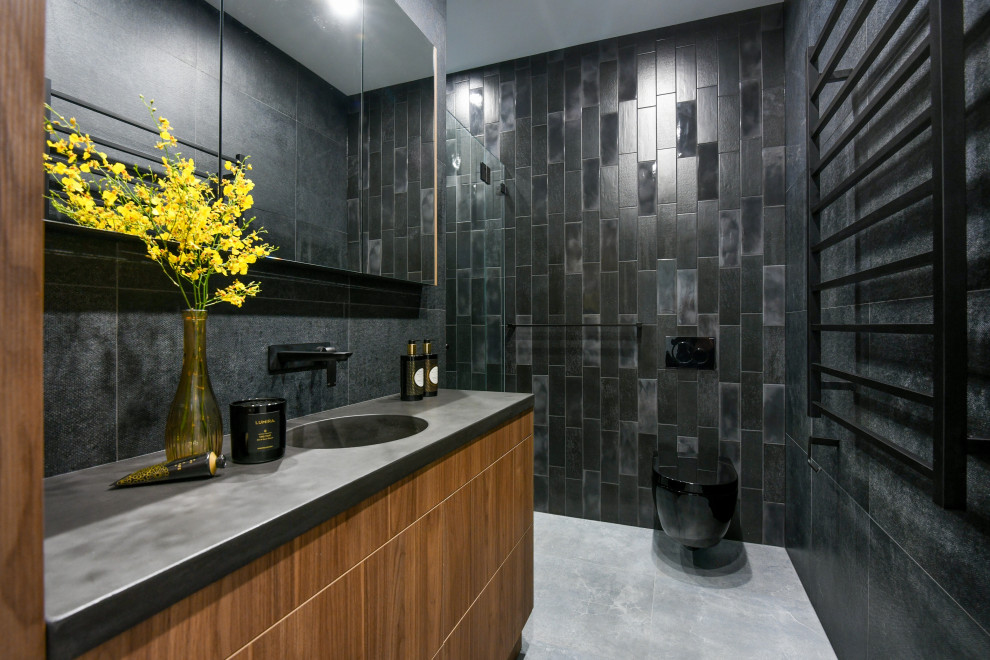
(520, 512), (836, 660)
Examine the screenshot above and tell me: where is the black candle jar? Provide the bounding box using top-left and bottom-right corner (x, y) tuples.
(229, 398), (286, 464)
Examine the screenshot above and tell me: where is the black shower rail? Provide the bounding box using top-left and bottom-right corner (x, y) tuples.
(806, 0), (970, 508)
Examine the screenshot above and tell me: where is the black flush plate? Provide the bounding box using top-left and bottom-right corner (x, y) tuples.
(480, 162), (491, 184)
(664, 336), (716, 369)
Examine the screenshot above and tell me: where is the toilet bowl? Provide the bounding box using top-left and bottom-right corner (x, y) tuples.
(652, 454), (738, 550)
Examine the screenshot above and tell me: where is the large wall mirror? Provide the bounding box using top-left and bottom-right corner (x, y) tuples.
(43, 0), (437, 285)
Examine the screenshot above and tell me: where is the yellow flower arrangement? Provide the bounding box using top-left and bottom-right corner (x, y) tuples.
(43, 98), (275, 309)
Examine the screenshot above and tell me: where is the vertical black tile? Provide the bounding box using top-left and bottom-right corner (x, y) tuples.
(719, 150), (740, 210)
(582, 106), (600, 161)
(741, 487), (763, 543)
(549, 466), (566, 514)
(657, 149), (676, 205)
(697, 142), (719, 201)
(657, 259), (677, 314)
(740, 138), (763, 197)
(741, 254), (763, 314)
(740, 79), (762, 139)
(741, 371), (763, 431)
(762, 28), (784, 89)
(657, 93), (676, 150)
(532, 73), (549, 124)
(677, 379), (699, 438)
(763, 502), (784, 546)
(697, 200), (719, 257)
(675, 45), (696, 101)
(676, 213), (698, 270)
(618, 474), (639, 526)
(600, 112), (618, 166)
(697, 256), (718, 315)
(741, 196), (764, 256)
(676, 156), (697, 214)
(676, 268), (698, 326)
(741, 313), (764, 373)
(583, 469), (602, 521)
(638, 161), (657, 215)
(547, 111), (564, 164)
(717, 37), (739, 97)
(719, 209), (741, 267)
(500, 80), (516, 131)
(638, 214), (657, 269)
(583, 158), (601, 211)
(637, 52), (656, 107)
(764, 383), (784, 444)
(638, 106), (657, 161)
(764, 264), (785, 326)
(619, 100), (637, 155)
(696, 86), (717, 148)
(763, 86), (785, 147)
(656, 39), (676, 94)
(565, 221), (583, 274)
(600, 59), (618, 114)
(618, 45), (637, 102)
(675, 101), (697, 158)
(764, 205), (784, 266)
(763, 145), (785, 206)
(565, 477), (583, 517)
(600, 481), (619, 522)
(719, 266), (740, 325)
(739, 21), (762, 81)
(742, 429), (763, 489)
(565, 119), (582, 171)
(763, 444), (784, 503)
(548, 60), (565, 113)
(565, 65), (582, 121)
(718, 93), (740, 146)
(719, 325), (741, 383)
(618, 207), (638, 262)
(764, 324), (784, 384)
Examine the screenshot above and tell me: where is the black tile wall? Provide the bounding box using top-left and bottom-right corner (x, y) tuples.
(448, 5), (787, 543)
(43, 0), (448, 476)
(785, 0), (990, 654)
(351, 78), (436, 282)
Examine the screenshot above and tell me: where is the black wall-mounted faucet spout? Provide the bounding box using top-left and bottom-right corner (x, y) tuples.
(268, 343), (353, 387)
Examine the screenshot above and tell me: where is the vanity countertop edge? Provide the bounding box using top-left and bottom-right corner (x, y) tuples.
(43, 389), (534, 660)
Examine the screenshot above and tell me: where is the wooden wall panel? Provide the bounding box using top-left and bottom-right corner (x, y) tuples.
(388, 460), (444, 535)
(441, 464), (496, 634)
(229, 565), (365, 660)
(293, 490), (388, 604)
(443, 527), (533, 660)
(391, 412), (532, 536)
(366, 507), (443, 659)
(0, 1), (47, 658)
(81, 492), (387, 659)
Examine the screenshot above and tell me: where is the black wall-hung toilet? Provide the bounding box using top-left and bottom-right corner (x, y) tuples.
(652, 454), (738, 550)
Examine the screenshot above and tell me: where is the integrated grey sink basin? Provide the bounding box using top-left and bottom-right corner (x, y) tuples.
(286, 414), (429, 449)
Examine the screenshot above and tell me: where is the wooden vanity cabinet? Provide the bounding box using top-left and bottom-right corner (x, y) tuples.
(79, 411), (534, 660)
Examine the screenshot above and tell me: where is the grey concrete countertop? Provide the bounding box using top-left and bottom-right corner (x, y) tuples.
(44, 389), (533, 660)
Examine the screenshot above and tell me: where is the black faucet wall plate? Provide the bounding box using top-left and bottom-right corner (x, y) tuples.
(268, 343), (353, 386)
(664, 336), (716, 369)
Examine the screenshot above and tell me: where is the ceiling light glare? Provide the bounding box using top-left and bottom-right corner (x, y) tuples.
(329, 0), (360, 19)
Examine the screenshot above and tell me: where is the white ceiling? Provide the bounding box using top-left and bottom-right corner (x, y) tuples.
(448, 0), (778, 73)
(218, 0), (433, 95)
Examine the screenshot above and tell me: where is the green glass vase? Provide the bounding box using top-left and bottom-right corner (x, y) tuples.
(165, 309), (222, 461)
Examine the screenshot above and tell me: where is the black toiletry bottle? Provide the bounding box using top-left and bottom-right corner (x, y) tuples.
(423, 339), (438, 397)
(400, 339), (424, 401)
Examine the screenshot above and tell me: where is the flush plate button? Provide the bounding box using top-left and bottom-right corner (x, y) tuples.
(664, 336), (716, 369)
